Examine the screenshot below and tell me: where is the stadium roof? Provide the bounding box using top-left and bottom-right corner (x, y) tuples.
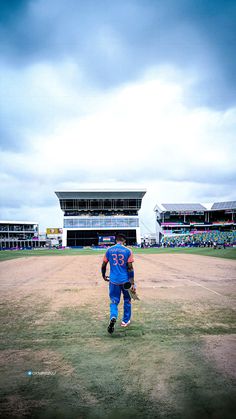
(55, 190), (146, 200)
(211, 201), (236, 210)
(161, 203), (206, 211)
(154, 203), (166, 212)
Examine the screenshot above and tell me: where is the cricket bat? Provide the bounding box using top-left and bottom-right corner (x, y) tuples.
(124, 282), (140, 300)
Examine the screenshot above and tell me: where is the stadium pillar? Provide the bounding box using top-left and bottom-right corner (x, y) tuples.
(62, 229), (67, 247)
(136, 228), (141, 245)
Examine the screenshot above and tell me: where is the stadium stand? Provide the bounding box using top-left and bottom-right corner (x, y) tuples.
(55, 190), (146, 246)
(162, 231), (236, 247)
(154, 201), (236, 246)
(0, 221), (46, 250)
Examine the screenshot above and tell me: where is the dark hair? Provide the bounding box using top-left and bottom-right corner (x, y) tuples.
(116, 233), (126, 243)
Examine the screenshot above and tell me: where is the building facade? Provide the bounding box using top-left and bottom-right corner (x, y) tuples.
(0, 221), (43, 249)
(55, 190), (146, 246)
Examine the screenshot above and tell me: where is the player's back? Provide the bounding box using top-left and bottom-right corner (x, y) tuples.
(104, 243), (134, 284)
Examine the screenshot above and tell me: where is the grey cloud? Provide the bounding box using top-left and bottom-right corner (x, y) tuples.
(0, 163), (96, 185)
(0, 0), (235, 109)
(194, 184), (235, 202)
(0, 163), (98, 212)
(0, 180), (56, 209)
(3, 156), (235, 191)
(114, 165), (236, 187)
(0, 60), (85, 151)
(0, 204), (62, 232)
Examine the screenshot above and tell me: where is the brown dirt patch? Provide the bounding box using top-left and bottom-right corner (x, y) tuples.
(0, 254), (235, 317)
(0, 348), (98, 416)
(0, 255), (105, 311)
(0, 349), (73, 417)
(201, 334), (236, 379)
(0, 395), (47, 418)
(1, 254), (236, 304)
(0, 348), (74, 376)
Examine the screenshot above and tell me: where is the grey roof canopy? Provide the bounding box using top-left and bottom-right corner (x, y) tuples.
(55, 190), (146, 200)
(161, 203), (206, 211)
(211, 201), (236, 210)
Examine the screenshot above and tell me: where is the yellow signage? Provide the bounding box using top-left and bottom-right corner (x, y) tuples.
(46, 228), (63, 235)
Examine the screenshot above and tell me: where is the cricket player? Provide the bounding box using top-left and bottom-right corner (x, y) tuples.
(101, 233), (136, 334)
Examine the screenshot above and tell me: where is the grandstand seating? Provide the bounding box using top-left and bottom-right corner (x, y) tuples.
(162, 230), (236, 247)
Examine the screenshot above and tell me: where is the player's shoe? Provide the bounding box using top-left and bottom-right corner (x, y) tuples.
(107, 317), (116, 334)
(121, 320), (131, 328)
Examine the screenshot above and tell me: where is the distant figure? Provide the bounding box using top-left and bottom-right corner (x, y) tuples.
(101, 234), (136, 334)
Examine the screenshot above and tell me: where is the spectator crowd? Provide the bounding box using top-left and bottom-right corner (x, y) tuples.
(162, 230), (236, 248)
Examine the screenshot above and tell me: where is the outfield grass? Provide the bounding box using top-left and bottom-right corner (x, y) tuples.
(0, 296), (235, 418)
(0, 249), (235, 418)
(0, 246), (236, 262)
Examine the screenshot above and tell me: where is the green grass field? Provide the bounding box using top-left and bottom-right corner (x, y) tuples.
(1, 297), (235, 418)
(0, 249), (235, 418)
(0, 246), (236, 262)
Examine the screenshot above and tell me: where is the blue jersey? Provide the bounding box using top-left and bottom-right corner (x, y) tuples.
(103, 244), (134, 285)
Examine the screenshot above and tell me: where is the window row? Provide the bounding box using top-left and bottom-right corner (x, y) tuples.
(64, 217), (139, 228)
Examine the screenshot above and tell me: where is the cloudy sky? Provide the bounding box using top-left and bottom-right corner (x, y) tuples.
(0, 0), (236, 233)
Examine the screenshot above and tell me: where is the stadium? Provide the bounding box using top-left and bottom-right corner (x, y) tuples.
(0, 193), (235, 419)
(55, 189), (146, 247)
(155, 200), (236, 247)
